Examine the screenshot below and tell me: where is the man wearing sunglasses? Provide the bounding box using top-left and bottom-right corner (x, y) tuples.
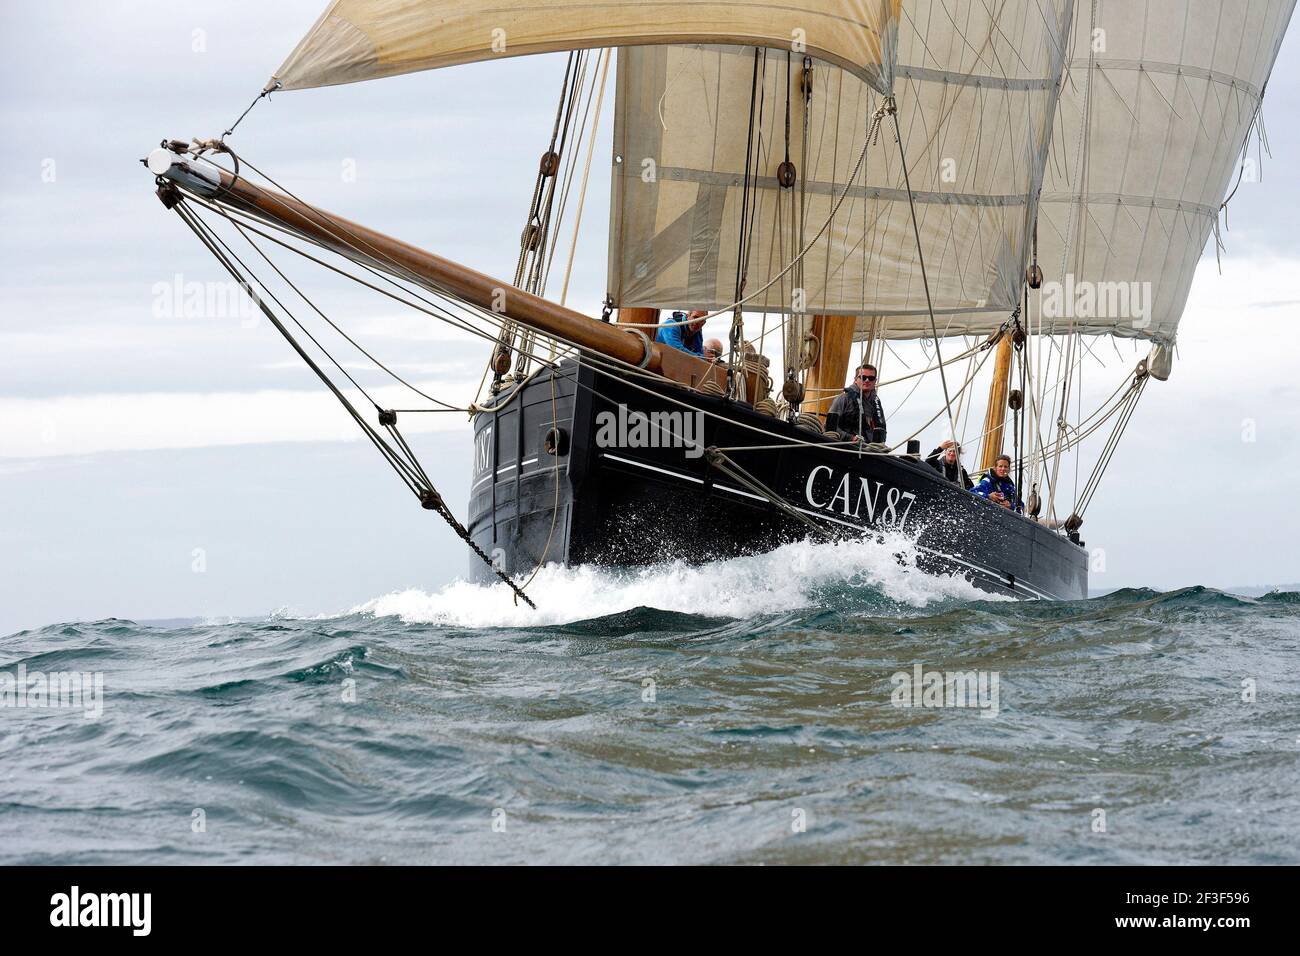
(824, 363), (887, 445)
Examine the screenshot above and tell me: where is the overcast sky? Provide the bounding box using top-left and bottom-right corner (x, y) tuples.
(2, 1), (1299, 634)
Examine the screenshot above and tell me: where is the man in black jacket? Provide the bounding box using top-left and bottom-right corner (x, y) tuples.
(925, 440), (973, 489)
(825, 364), (887, 444)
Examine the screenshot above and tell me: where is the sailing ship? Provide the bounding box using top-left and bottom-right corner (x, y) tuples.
(144, 0), (1295, 604)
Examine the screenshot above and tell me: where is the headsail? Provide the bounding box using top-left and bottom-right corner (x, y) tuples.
(1036, 0), (1296, 346)
(272, 0), (902, 93)
(607, 0), (1074, 339)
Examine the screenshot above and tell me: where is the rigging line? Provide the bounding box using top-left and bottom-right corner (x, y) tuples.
(221, 83), (277, 141)
(175, 199), (537, 609)
(618, 116), (880, 331)
(1076, 376), (1146, 516)
(195, 200), (468, 412)
(557, 48), (611, 306)
(887, 334), (1002, 453)
(188, 192), (577, 380)
(800, 331), (992, 391)
(888, 99), (959, 445)
(384, 420), (434, 489)
(518, 49), (579, 289)
(186, 187), (527, 346)
(1073, 337), (1083, 506)
(727, 47), (766, 399)
(184, 176), (951, 465)
(1071, 376), (1144, 516)
(191, 210), (431, 493)
(212, 147), (563, 361)
(1075, 403), (1130, 511)
(186, 196), (517, 361)
(173, 201), (424, 494)
(704, 448), (832, 541)
(514, 51), (589, 374)
(1021, 377), (1141, 468)
(183, 203), (382, 412)
(734, 48), (763, 304)
(514, 368), (563, 599)
(532, 51), (589, 294)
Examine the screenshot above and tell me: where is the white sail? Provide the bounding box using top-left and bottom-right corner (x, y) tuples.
(607, 0), (1074, 339)
(1036, 0), (1295, 346)
(272, 0), (902, 93)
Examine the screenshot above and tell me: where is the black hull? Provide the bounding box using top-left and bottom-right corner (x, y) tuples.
(467, 359), (1087, 600)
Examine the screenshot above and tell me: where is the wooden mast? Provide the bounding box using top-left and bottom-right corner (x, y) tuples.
(976, 332), (1014, 473)
(615, 307), (658, 326)
(150, 148), (730, 391)
(803, 315), (856, 418)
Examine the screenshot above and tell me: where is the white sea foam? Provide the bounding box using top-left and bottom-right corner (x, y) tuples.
(350, 533), (993, 628)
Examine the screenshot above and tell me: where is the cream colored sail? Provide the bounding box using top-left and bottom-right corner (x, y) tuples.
(1035, 0), (1295, 346)
(272, 0), (901, 93)
(607, 0), (1074, 339)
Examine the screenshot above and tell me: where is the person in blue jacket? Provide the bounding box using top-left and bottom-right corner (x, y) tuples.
(655, 310), (708, 356)
(972, 454), (1023, 513)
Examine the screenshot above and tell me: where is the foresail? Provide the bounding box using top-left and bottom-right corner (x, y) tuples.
(272, 0), (901, 93)
(608, 1), (1074, 340)
(1036, 0), (1295, 346)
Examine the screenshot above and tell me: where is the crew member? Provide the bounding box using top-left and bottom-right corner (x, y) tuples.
(655, 310), (708, 357)
(703, 338), (724, 362)
(972, 454), (1022, 512)
(825, 363), (887, 444)
(926, 440), (973, 489)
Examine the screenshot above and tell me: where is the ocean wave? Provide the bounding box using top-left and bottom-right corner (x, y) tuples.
(348, 534), (992, 628)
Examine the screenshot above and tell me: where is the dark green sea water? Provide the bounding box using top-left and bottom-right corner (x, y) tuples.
(2, 541), (1297, 864)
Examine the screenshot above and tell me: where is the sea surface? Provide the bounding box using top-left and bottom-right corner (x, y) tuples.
(2, 538), (1298, 865)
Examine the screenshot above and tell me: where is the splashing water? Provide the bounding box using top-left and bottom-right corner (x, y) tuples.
(351, 533), (993, 628)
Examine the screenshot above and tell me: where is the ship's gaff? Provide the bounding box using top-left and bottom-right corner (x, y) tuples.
(270, 0), (903, 94)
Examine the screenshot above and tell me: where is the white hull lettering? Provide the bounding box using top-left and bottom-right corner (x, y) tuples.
(803, 466), (918, 529)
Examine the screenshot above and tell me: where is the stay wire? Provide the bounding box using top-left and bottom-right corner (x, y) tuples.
(173, 197), (536, 608)
(197, 200), (467, 412)
(173, 200), (425, 494)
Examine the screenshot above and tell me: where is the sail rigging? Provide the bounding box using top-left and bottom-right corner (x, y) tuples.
(608, 0), (1074, 339)
(143, 0), (1295, 597)
(1034, 0), (1295, 346)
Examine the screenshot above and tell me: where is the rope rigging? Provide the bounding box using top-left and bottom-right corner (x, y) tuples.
(162, 184), (536, 609)
(166, 121), (1153, 562)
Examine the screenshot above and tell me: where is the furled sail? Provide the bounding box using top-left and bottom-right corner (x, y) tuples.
(272, 0), (902, 93)
(608, 0), (1075, 339)
(1035, 0), (1295, 345)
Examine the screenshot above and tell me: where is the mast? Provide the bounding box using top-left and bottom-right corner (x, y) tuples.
(803, 315), (856, 418)
(615, 307), (658, 326)
(148, 148), (728, 392)
(976, 332), (1013, 473)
